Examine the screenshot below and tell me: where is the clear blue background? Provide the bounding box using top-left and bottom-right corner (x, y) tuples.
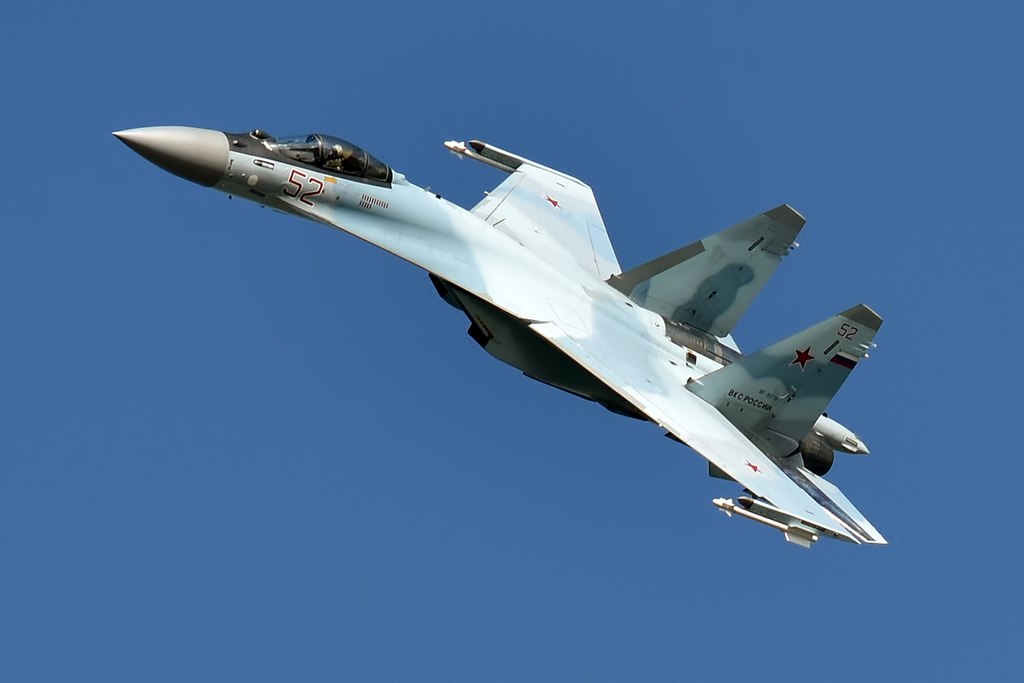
(3, 2), (1020, 680)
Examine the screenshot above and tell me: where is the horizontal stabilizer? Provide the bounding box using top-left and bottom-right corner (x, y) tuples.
(609, 205), (804, 337)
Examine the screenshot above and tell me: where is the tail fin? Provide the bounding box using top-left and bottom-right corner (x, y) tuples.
(608, 205), (804, 338)
(687, 305), (882, 457)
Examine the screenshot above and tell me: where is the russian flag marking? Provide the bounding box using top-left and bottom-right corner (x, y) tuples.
(830, 352), (858, 369)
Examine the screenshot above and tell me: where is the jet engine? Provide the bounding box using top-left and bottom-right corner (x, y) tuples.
(797, 432), (835, 476)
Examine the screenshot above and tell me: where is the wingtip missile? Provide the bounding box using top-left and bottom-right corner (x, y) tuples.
(444, 140), (468, 156)
(443, 138), (520, 173)
(712, 498), (820, 547)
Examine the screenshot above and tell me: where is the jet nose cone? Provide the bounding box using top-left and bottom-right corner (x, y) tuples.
(114, 126), (229, 187)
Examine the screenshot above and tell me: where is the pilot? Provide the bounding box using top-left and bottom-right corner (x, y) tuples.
(324, 143), (355, 172)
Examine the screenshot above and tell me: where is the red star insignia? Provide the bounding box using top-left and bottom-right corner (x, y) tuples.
(544, 194), (560, 208)
(745, 461), (761, 473)
(791, 346), (815, 370)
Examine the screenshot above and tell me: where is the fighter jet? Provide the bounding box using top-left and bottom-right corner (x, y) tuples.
(115, 126), (884, 547)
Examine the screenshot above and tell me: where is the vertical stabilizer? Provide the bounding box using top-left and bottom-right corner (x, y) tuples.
(687, 305), (882, 457)
(609, 205), (804, 337)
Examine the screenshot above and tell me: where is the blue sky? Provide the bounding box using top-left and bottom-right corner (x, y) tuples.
(2, 2), (1021, 680)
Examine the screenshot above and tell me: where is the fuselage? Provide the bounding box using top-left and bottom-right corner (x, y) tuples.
(114, 126), (884, 546)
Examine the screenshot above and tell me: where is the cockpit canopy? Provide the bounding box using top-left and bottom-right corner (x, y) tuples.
(262, 133), (392, 182)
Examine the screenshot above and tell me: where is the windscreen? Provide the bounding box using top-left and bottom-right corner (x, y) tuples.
(264, 134), (391, 182)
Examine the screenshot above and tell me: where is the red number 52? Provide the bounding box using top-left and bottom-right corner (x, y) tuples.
(283, 169), (324, 206)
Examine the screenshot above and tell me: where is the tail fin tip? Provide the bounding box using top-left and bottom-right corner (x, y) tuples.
(763, 204), (806, 231)
(840, 304), (883, 331)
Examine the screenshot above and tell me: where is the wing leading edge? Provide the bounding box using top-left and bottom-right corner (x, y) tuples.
(529, 316), (885, 547)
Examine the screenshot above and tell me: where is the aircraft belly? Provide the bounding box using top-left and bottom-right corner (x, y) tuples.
(450, 287), (645, 419)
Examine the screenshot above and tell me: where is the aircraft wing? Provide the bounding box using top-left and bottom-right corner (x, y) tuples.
(528, 316), (885, 546)
(446, 140), (621, 281)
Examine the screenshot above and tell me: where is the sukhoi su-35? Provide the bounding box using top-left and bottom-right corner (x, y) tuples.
(115, 126), (885, 547)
